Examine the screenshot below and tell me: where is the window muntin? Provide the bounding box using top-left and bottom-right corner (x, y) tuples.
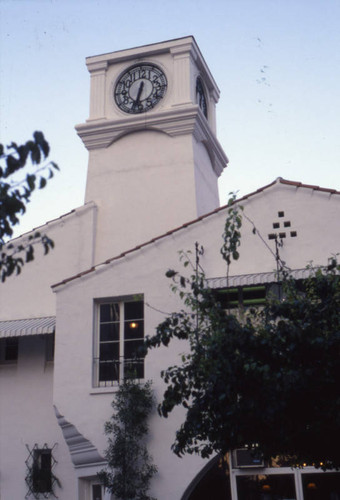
(96, 299), (144, 386)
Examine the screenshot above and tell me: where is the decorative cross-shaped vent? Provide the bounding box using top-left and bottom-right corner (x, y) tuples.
(268, 211), (298, 240)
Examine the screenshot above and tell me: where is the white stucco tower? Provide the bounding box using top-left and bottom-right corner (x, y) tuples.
(76, 36), (228, 262)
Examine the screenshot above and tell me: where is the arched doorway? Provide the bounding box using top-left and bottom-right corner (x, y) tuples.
(181, 455), (232, 500)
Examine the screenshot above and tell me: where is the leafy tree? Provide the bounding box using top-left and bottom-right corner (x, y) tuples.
(98, 378), (157, 499)
(0, 131), (58, 281)
(145, 197), (340, 471)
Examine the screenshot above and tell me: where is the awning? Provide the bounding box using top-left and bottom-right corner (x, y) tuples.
(0, 316), (56, 338)
(207, 268), (314, 289)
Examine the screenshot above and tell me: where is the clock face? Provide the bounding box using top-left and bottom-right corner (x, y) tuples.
(196, 77), (208, 118)
(114, 64), (167, 114)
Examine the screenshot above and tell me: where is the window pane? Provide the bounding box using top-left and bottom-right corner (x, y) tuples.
(125, 301), (143, 320)
(100, 342), (119, 361)
(40, 451), (52, 470)
(124, 319), (144, 340)
(216, 288), (239, 309)
(45, 334), (55, 362)
(242, 286), (266, 306)
(100, 323), (119, 341)
(92, 484), (102, 500)
(99, 361), (119, 382)
(302, 472), (340, 500)
(33, 449), (52, 493)
(124, 359), (144, 380)
(100, 303), (119, 322)
(5, 338), (19, 361)
(236, 474), (296, 500)
(124, 339), (143, 359)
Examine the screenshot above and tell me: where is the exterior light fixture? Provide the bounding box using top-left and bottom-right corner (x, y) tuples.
(306, 482), (317, 490)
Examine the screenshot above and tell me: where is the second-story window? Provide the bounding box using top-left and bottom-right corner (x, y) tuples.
(95, 298), (144, 386)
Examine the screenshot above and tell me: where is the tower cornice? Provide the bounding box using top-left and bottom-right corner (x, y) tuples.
(75, 105), (228, 176)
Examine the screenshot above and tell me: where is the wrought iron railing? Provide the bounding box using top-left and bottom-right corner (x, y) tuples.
(93, 357), (144, 386)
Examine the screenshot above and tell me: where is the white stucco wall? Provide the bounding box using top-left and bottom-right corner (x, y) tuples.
(0, 203), (96, 320)
(193, 137), (221, 215)
(0, 204), (98, 500)
(85, 130), (203, 262)
(231, 182), (340, 274)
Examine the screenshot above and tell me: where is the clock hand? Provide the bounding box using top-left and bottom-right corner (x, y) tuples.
(134, 81), (144, 106)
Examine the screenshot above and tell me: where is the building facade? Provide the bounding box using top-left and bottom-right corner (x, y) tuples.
(0, 37), (339, 500)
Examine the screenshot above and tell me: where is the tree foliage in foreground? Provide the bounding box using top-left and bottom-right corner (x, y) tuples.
(98, 378), (157, 499)
(0, 132), (59, 281)
(145, 199), (340, 471)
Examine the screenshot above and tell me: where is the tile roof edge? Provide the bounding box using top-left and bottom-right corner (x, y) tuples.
(277, 177), (340, 194)
(8, 202), (96, 242)
(52, 178), (339, 289)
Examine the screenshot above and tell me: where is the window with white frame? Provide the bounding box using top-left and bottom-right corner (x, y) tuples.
(94, 298), (144, 386)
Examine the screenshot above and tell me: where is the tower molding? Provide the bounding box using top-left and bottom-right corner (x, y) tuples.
(76, 105), (227, 176)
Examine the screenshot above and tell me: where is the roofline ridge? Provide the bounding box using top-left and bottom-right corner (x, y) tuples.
(52, 178), (340, 289)
(8, 202), (96, 243)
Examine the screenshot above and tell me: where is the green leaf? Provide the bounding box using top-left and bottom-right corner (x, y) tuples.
(50, 161), (59, 171)
(33, 131), (50, 157)
(39, 177), (47, 189)
(166, 269), (177, 278)
(26, 174), (36, 190)
(26, 245), (34, 262)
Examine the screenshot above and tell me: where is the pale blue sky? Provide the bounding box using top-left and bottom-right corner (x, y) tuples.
(1, 0), (339, 236)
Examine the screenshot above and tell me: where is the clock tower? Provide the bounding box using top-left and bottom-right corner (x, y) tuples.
(76, 36), (228, 262)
